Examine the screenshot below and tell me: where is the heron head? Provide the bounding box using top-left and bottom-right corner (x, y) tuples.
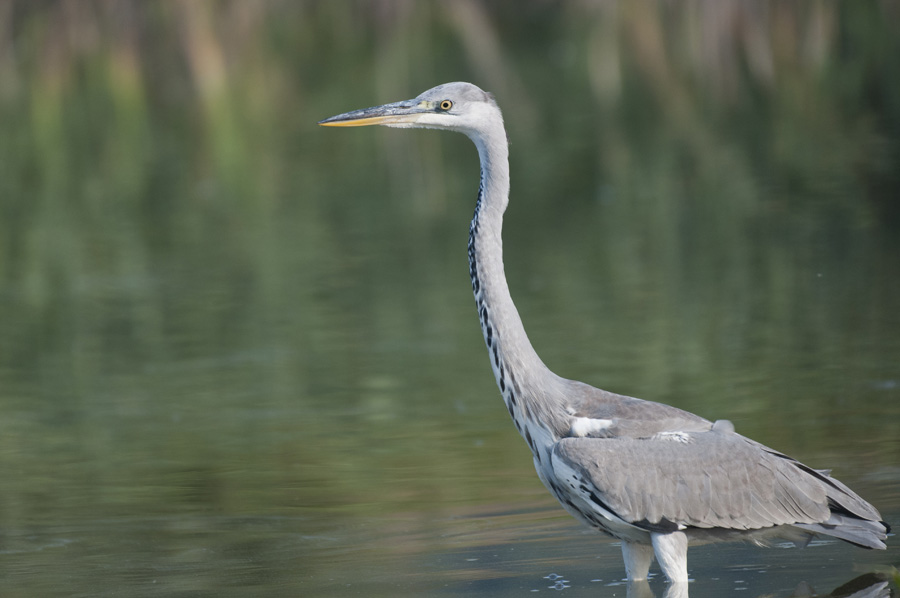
(318, 82), (502, 139)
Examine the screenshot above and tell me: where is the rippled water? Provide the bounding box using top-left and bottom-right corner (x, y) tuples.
(3, 504), (896, 596)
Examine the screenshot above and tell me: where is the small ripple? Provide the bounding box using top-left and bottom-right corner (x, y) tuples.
(543, 573), (570, 590)
(0, 537), (74, 555)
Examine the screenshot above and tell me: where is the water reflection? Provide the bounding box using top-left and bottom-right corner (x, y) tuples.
(0, 2), (898, 596)
(629, 580), (685, 598)
(623, 573), (893, 598)
(819, 574), (894, 598)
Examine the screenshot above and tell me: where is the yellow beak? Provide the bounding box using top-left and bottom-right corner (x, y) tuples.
(318, 99), (426, 127)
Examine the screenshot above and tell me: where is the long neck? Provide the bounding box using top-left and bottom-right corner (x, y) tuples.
(467, 129), (566, 439)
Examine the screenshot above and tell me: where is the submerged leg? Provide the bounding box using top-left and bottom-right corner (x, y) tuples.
(621, 540), (654, 581)
(650, 531), (688, 583)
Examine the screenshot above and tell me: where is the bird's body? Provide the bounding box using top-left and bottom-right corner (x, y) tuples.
(320, 82), (889, 584)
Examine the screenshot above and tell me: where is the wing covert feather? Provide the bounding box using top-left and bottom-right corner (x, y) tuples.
(552, 428), (830, 531)
(565, 382), (713, 439)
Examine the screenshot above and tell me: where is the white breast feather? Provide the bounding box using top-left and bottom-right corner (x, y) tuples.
(569, 417), (614, 437)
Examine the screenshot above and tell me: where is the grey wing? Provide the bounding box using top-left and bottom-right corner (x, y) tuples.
(552, 427), (830, 532)
(564, 381), (713, 438)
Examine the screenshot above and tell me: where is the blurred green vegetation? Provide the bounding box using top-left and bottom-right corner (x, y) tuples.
(0, 1), (898, 595)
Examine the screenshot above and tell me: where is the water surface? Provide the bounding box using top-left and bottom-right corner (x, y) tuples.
(1, 3), (898, 596)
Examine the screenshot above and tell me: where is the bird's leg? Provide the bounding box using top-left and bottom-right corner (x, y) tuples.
(650, 531), (689, 583)
(621, 540), (654, 581)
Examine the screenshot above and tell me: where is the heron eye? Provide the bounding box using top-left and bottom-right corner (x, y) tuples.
(439, 100), (453, 111)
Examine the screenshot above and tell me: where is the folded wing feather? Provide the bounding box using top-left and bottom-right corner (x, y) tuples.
(552, 427), (831, 531)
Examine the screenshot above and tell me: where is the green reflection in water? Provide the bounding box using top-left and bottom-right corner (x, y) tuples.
(0, 2), (898, 596)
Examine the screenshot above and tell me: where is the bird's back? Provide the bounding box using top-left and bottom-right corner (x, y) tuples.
(531, 380), (889, 550)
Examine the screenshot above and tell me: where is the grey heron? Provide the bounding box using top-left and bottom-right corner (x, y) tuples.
(319, 82), (889, 584)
